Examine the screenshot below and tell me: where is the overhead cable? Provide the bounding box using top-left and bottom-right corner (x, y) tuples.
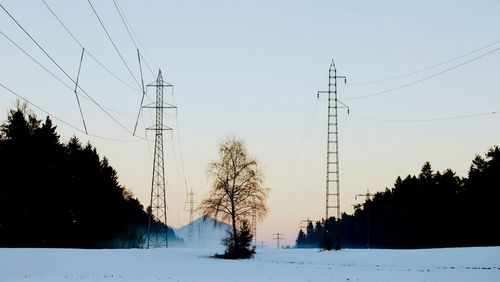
(40, 0), (140, 92)
(345, 45), (500, 101)
(0, 3), (134, 134)
(350, 110), (499, 123)
(350, 39), (500, 86)
(0, 82), (146, 142)
(111, 0), (156, 77)
(0, 29), (132, 118)
(86, 0), (142, 89)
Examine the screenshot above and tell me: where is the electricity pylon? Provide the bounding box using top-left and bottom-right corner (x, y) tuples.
(146, 69), (176, 248)
(272, 232), (284, 249)
(186, 189), (197, 243)
(317, 59), (348, 250)
(355, 189), (373, 248)
(251, 205), (257, 247)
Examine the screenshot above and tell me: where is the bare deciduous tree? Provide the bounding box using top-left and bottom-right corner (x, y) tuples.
(200, 136), (268, 250)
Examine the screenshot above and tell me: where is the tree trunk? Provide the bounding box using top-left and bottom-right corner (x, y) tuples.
(231, 201), (237, 248)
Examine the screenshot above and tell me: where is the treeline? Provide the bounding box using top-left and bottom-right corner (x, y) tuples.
(296, 146), (500, 249)
(0, 104), (182, 248)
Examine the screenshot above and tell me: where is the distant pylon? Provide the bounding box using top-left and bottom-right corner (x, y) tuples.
(355, 189), (373, 248)
(272, 232), (284, 249)
(317, 59), (348, 250)
(146, 69), (176, 248)
(186, 189), (197, 243)
(259, 240), (267, 249)
(251, 205), (257, 247)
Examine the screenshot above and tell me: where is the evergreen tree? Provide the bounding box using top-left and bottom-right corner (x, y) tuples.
(0, 104), (183, 248)
(295, 147), (500, 249)
(219, 220), (255, 259)
(296, 229), (307, 248)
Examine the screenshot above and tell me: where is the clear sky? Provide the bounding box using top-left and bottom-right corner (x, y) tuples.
(1, 0), (499, 246)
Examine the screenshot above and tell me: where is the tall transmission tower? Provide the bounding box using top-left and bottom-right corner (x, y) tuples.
(186, 189), (197, 243)
(146, 69), (176, 248)
(317, 59), (348, 250)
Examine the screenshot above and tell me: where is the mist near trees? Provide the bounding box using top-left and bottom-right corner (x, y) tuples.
(0, 104), (182, 248)
(296, 146), (500, 249)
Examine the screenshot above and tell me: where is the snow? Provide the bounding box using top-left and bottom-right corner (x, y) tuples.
(0, 247), (499, 281)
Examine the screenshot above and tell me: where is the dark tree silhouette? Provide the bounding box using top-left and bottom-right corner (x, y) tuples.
(296, 147), (500, 249)
(0, 104), (183, 248)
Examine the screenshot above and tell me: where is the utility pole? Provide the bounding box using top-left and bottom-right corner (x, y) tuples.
(355, 189), (373, 248)
(259, 240), (267, 249)
(186, 189), (197, 243)
(272, 232), (284, 249)
(146, 70), (176, 248)
(317, 59), (348, 250)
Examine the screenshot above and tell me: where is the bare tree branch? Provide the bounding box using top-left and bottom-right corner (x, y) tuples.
(199, 136), (269, 246)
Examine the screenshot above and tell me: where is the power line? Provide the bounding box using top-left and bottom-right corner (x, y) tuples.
(174, 109), (189, 194)
(86, 0), (141, 89)
(357, 0), (500, 67)
(0, 82), (84, 133)
(112, 0), (138, 49)
(0, 82), (143, 143)
(0, 29), (73, 93)
(0, 28), (132, 118)
(139, 49), (156, 78)
(170, 127), (184, 194)
(111, 0), (156, 77)
(0, 5), (134, 134)
(0, 4), (78, 87)
(345, 45), (500, 101)
(447, 0), (500, 28)
(40, 0), (140, 92)
(39, 0), (82, 46)
(350, 110), (500, 123)
(349, 39), (500, 86)
(282, 99), (319, 191)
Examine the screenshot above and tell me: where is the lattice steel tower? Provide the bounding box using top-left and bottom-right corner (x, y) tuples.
(251, 205), (257, 247)
(186, 189), (197, 243)
(317, 60), (347, 250)
(146, 69), (176, 248)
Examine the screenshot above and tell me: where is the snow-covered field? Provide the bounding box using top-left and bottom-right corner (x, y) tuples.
(1, 247), (499, 281)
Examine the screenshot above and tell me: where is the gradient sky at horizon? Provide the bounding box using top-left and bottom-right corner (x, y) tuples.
(1, 0), (499, 246)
